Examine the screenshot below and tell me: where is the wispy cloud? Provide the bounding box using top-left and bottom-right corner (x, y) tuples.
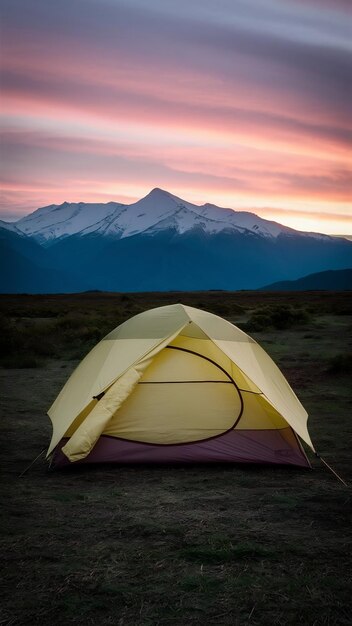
(1, 0), (351, 233)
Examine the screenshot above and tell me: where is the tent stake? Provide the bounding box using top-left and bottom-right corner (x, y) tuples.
(315, 453), (348, 487)
(19, 449), (46, 478)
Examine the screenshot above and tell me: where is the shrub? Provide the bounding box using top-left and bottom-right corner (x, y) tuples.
(209, 302), (245, 317)
(244, 304), (310, 332)
(55, 313), (89, 330)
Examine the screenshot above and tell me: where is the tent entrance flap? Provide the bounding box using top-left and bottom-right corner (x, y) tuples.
(61, 324), (189, 462)
(61, 359), (152, 462)
(102, 345), (244, 445)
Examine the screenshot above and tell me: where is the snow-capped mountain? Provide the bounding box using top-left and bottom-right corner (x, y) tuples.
(10, 188), (299, 245)
(1, 188), (351, 293)
(14, 201), (125, 246)
(0, 219), (24, 235)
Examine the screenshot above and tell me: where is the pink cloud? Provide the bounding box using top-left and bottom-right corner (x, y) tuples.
(1, 0), (351, 234)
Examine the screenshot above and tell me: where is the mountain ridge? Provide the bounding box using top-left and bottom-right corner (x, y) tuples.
(1, 188), (351, 293)
(1, 187), (329, 245)
(259, 268), (352, 291)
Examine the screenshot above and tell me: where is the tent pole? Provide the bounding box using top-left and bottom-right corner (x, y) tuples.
(19, 449), (46, 478)
(315, 453), (348, 487)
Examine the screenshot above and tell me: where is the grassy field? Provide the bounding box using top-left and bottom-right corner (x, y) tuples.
(0, 291), (351, 625)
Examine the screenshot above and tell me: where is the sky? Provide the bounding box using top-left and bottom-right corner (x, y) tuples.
(0, 0), (351, 234)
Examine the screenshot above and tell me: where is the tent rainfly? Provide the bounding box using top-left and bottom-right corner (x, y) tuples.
(47, 304), (314, 468)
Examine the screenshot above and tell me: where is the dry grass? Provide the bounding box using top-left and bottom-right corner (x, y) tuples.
(0, 291), (351, 625)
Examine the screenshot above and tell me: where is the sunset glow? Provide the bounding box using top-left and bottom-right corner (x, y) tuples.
(1, 0), (351, 234)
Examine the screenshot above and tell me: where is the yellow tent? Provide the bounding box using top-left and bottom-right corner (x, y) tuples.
(48, 304), (314, 468)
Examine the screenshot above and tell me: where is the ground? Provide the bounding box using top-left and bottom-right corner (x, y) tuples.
(0, 291), (351, 625)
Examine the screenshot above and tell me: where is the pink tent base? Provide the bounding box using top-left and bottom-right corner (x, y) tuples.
(51, 427), (310, 469)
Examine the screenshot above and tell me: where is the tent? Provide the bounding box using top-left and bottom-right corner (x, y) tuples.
(48, 304), (314, 468)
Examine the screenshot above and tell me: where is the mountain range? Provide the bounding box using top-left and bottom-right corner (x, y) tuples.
(1, 188), (352, 293)
(261, 269), (352, 291)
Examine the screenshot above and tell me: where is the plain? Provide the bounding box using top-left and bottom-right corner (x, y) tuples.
(0, 291), (351, 626)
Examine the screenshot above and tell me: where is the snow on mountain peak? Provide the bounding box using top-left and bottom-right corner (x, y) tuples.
(113, 188), (198, 239)
(135, 192), (292, 238)
(195, 203), (291, 238)
(15, 201), (125, 245)
(0, 219), (24, 234)
(7, 188), (315, 245)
